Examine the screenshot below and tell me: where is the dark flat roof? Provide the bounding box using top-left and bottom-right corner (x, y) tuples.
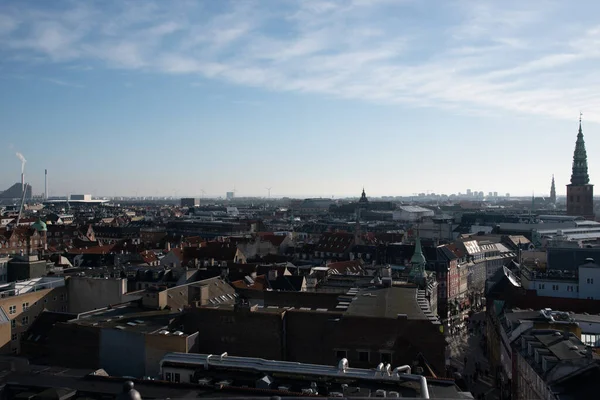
(346, 287), (428, 320)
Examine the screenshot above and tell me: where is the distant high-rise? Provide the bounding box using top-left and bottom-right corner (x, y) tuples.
(181, 198), (200, 207)
(550, 174), (556, 204)
(226, 191), (235, 201)
(567, 116), (594, 219)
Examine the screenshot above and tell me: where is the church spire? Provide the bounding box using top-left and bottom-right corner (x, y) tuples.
(358, 187), (369, 205)
(550, 174), (556, 204)
(409, 236), (427, 285)
(571, 113), (590, 185)
(410, 236), (426, 267)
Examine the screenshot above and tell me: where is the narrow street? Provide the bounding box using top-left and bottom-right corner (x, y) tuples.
(447, 311), (498, 400)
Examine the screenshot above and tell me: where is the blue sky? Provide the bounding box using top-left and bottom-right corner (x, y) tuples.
(1, 0), (600, 198)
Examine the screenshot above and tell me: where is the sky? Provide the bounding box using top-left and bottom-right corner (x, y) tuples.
(1, 0), (600, 198)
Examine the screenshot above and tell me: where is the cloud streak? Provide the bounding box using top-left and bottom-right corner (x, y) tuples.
(1, 0), (600, 121)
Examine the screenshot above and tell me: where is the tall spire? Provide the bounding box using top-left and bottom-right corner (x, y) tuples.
(359, 187), (369, 204)
(409, 236), (427, 284)
(410, 236), (426, 268)
(571, 114), (590, 185)
(550, 174), (556, 203)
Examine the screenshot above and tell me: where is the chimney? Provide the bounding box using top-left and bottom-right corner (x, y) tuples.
(268, 269), (278, 281)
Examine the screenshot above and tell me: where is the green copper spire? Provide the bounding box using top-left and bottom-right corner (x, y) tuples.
(409, 236), (427, 283)
(571, 116), (590, 185)
(410, 236), (426, 267)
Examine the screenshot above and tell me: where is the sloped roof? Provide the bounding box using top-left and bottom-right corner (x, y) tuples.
(67, 245), (114, 255)
(327, 260), (363, 275)
(315, 232), (355, 253)
(231, 274), (268, 291)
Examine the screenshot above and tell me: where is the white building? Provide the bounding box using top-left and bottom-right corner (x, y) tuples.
(520, 258), (600, 300)
(392, 206), (434, 222)
(70, 194), (92, 201)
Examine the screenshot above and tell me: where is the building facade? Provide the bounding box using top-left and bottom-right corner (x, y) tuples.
(0, 277), (67, 354)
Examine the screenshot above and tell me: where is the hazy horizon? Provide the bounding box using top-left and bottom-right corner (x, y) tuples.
(2, 0), (599, 197)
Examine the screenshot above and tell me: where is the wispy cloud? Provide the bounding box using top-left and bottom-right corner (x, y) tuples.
(232, 99), (263, 107)
(2, 0), (600, 121)
(43, 77), (84, 88)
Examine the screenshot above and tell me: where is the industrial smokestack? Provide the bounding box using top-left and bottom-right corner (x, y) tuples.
(15, 152), (26, 197)
(45, 169), (48, 200)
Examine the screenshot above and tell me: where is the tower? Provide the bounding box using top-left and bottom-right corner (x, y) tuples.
(358, 187), (369, 206)
(567, 115), (594, 219)
(409, 236), (427, 286)
(550, 174), (556, 204)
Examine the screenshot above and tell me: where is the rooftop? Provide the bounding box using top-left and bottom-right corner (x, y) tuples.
(345, 286), (435, 321)
(0, 276), (65, 298)
(73, 303), (182, 335)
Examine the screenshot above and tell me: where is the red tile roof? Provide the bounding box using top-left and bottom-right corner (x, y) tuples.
(327, 260), (364, 274)
(231, 274), (268, 290)
(445, 243), (464, 258)
(169, 247), (184, 262)
(256, 232), (287, 247)
(315, 232), (355, 253)
(139, 250), (159, 264)
(67, 245), (115, 255)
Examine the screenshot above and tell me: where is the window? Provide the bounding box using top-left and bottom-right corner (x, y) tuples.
(380, 352), (392, 364)
(335, 350), (348, 360)
(166, 372), (172, 382)
(174, 373), (181, 383)
(60, 294), (67, 301)
(22, 302), (29, 311)
(11, 333), (17, 341)
(21, 316), (29, 325)
(8, 305), (16, 314)
(358, 350), (370, 363)
(61, 305), (68, 312)
(11, 320), (16, 328)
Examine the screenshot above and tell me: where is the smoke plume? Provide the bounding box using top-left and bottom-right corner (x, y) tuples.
(16, 152), (26, 173)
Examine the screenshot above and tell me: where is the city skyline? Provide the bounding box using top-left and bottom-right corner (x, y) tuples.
(2, 0), (600, 197)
